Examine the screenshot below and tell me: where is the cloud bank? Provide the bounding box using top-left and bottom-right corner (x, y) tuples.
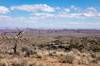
(0, 4), (100, 29)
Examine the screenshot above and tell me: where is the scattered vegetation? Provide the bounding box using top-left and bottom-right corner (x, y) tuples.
(0, 30), (100, 66)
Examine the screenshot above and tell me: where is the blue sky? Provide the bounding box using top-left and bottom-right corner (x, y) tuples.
(0, 0), (100, 29)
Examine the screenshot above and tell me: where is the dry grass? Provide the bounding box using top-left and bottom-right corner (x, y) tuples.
(0, 57), (99, 66)
(0, 31), (100, 66)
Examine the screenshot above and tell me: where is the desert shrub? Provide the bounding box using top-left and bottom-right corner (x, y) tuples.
(68, 38), (84, 51)
(92, 45), (100, 52)
(78, 52), (97, 64)
(12, 63), (26, 66)
(66, 37), (100, 52)
(48, 51), (57, 56)
(36, 54), (42, 59)
(96, 55), (100, 63)
(33, 51), (43, 59)
(59, 54), (74, 63)
(0, 54), (5, 59)
(0, 63), (7, 66)
(21, 47), (33, 57)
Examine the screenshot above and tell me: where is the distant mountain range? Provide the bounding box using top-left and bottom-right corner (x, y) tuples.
(0, 28), (100, 34)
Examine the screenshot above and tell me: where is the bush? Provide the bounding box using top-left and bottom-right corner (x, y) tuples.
(12, 63), (26, 66)
(21, 47), (33, 57)
(59, 54), (74, 64)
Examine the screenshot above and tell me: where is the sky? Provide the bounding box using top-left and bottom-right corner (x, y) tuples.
(0, 0), (100, 29)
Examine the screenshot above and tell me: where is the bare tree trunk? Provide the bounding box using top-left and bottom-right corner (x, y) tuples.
(13, 39), (17, 54)
(1, 30), (23, 54)
(13, 31), (23, 54)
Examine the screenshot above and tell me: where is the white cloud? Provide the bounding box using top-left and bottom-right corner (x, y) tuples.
(70, 5), (77, 10)
(32, 13), (55, 18)
(10, 4), (100, 18)
(0, 4), (99, 18)
(0, 4), (100, 29)
(11, 4), (55, 12)
(64, 8), (70, 12)
(82, 7), (100, 17)
(0, 6), (9, 14)
(56, 7), (100, 18)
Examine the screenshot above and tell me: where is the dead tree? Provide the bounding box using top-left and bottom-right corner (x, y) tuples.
(0, 30), (23, 54)
(13, 31), (23, 54)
